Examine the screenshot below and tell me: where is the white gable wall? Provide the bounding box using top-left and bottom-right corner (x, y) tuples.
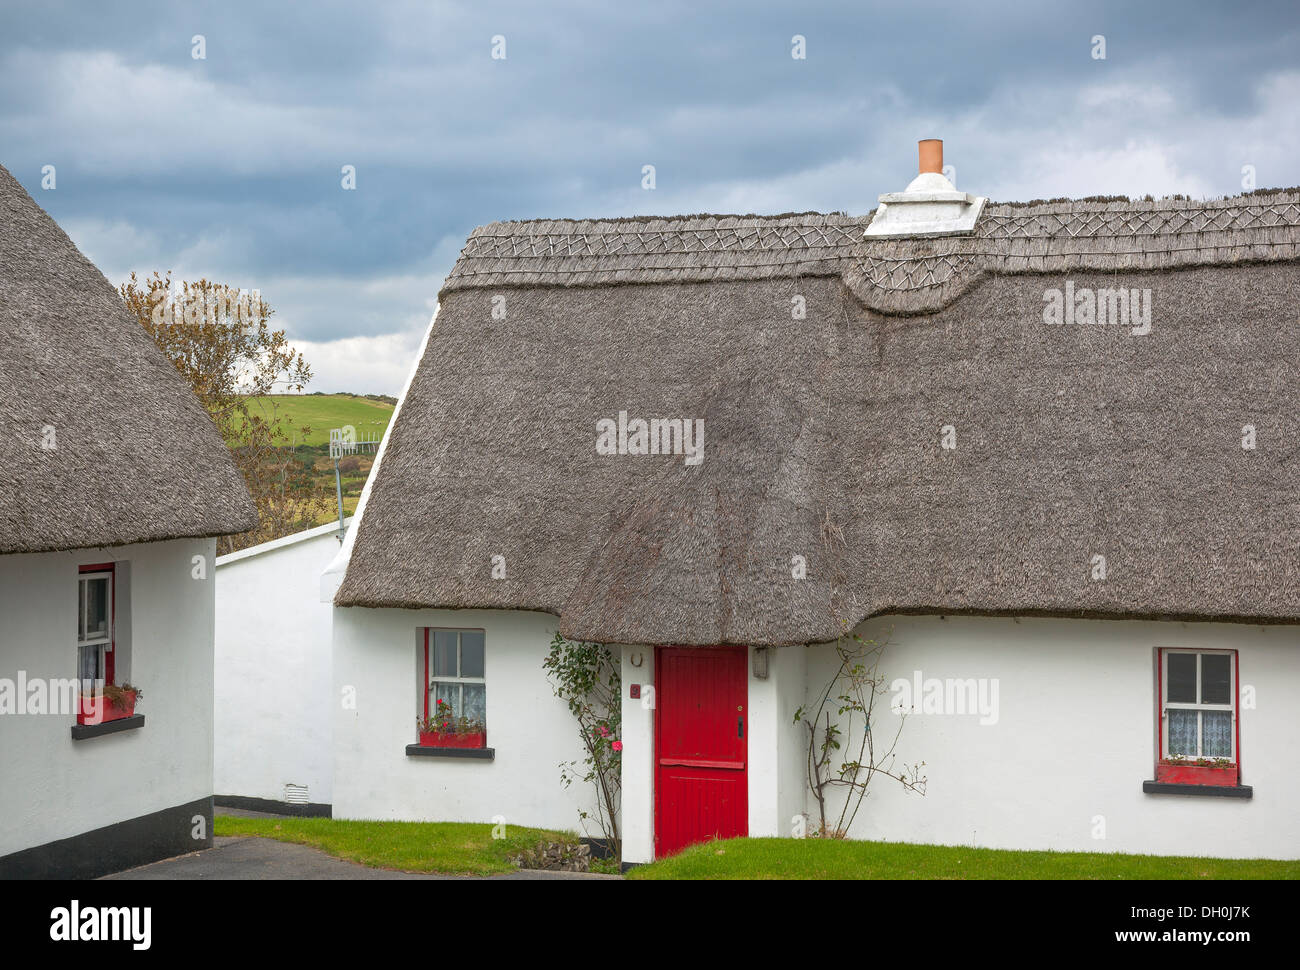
(803, 614), (1299, 859)
(332, 605), (602, 832)
(0, 538), (215, 859)
(215, 523), (340, 808)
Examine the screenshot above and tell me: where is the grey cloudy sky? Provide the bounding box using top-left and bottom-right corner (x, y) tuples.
(4, 1), (1297, 394)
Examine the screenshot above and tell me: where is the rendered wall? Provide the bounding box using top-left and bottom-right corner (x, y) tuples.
(804, 614), (1299, 859)
(215, 525), (339, 807)
(332, 606), (601, 833)
(0, 538), (216, 864)
(620, 645), (655, 863)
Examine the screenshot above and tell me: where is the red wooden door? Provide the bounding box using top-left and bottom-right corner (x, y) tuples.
(654, 645), (748, 857)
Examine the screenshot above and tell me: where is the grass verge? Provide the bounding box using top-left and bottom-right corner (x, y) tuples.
(626, 837), (1300, 880)
(214, 815), (572, 875)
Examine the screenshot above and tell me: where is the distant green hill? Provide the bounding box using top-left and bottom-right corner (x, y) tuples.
(246, 393), (395, 447)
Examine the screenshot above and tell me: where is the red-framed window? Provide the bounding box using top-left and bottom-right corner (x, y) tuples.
(77, 563), (115, 685)
(1155, 647), (1240, 786)
(419, 629), (486, 746)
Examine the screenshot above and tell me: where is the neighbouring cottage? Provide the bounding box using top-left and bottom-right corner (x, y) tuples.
(0, 163), (256, 878)
(214, 520), (345, 816)
(324, 140), (1300, 862)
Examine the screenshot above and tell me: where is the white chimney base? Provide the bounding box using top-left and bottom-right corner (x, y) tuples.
(864, 171), (986, 238)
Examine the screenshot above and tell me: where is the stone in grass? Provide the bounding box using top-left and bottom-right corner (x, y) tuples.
(515, 839), (592, 872)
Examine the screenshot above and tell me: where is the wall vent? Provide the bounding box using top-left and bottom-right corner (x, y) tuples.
(284, 783), (309, 805)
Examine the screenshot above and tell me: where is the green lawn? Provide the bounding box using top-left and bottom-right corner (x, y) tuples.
(211, 819), (1297, 879)
(214, 816), (572, 875)
(244, 393), (394, 447)
(627, 837), (1300, 880)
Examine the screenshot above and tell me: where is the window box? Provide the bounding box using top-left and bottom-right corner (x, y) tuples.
(418, 730), (486, 749)
(77, 688), (139, 726)
(1155, 760), (1238, 787)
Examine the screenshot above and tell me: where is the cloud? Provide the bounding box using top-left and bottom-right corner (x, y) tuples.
(4, 1), (1299, 394)
(290, 328), (428, 396)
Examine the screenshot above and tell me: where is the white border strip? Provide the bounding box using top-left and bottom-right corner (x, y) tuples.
(216, 517), (353, 568)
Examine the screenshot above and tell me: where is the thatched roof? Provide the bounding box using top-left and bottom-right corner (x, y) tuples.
(0, 164), (256, 555)
(337, 191), (1300, 643)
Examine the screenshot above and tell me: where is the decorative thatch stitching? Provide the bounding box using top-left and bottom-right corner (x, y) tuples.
(340, 192), (1300, 640)
(440, 193), (1300, 316)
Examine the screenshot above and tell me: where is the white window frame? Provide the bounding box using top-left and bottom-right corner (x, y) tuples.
(77, 570), (113, 684)
(424, 628), (486, 725)
(1160, 647), (1236, 762)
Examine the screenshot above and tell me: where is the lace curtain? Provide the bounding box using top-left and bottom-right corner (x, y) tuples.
(1169, 709), (1232, 757)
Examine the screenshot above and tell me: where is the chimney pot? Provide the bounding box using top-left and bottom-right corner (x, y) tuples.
(863, 138), (985, 237)
(918, 139), (943, 175)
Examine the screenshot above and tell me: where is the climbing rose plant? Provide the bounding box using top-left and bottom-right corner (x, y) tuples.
(543, 633), (621, 861)
(796, 629), (927, 838)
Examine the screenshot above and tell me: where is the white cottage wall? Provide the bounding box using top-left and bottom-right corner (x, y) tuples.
(0, 538), (216, 865)
(748, 644), (809, 839)
(332, 606), (604, 833)
(803, 615), (1299, 859)
(620, 645), (655, 863)
(215, 523), (341, 809)
(772, 643), (809, 838)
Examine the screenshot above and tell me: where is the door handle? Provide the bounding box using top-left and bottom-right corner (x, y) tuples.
(737, 715), (744, 739)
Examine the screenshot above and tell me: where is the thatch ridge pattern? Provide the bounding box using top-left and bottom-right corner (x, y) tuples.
(441, 193), (1300, 314)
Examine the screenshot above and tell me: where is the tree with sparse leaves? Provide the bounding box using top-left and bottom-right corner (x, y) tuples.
(120, 271), (332, 554)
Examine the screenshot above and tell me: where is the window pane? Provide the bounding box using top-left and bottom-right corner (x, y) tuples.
(431, 682), (457, 721)
(80, 577), (109, 643)
(461, 684), (486, 727)
(1200, 654), (1231, 705)
(78, 644), (102, 684)
(460, 631), (485, 678)
(1166, 653), (1196, 703)
(1168, 709), (1197, 756)
(432, 632), (458, 677)
(1203, 711), (1233, 757)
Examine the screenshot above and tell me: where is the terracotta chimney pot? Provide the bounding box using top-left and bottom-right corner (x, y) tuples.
(918, 139), (943, 175)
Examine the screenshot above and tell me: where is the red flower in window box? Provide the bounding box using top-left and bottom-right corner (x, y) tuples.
(417, 699), (485, 748)
(1156, 757), (1238, 787)
(77, 684), (141, 725)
